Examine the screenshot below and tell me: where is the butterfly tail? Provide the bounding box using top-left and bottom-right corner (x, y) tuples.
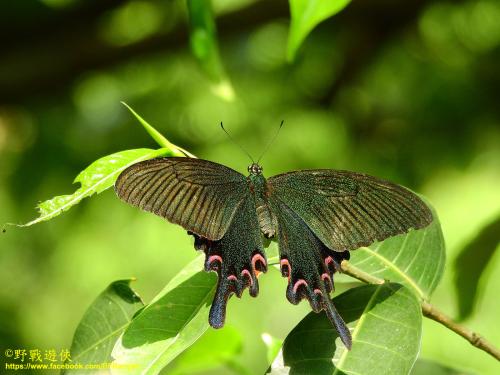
(324, 298), (352, 350)
(209, 281), (229, 328)
(323, 296), (352, 350)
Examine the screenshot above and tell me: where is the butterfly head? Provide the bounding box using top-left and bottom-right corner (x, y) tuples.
(248, 163), (263, 175)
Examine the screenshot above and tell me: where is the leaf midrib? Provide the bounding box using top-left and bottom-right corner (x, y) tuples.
(332, 284), (384, 374)
(359, 247), (425, 299)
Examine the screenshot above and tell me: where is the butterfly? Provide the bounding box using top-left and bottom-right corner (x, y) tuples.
(114, 155), (432, 349)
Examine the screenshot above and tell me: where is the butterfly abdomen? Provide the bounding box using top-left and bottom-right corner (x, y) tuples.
(247, 174), (277, 238)
(256, 202), (277, 238)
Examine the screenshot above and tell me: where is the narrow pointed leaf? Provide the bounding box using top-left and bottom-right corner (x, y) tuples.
(187, 0), (235, 101)
(15, 148), (172, 227)
(348, 205), (446, 299)
(111, 256), (217, 374)
(287, 0), (352, 61)
(121, 102), (195, 157)
(270, 283), (422, 375)
(62, 280), (143, 374)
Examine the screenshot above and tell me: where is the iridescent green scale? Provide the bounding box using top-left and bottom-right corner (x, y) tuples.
(115, 157), (433, 349)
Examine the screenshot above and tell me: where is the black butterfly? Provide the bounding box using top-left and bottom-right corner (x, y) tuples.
(114, 157), (432, 349)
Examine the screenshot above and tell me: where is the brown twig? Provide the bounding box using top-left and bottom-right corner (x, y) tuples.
(421, 301), (500, 361)
(340, 260), (500, 362)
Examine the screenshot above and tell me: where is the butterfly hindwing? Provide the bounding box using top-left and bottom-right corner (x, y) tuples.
(267, 169), (432, 252)
(270, 197), (353, 349)
(115, 157), (248, 240)
(191, 196), (266, 328)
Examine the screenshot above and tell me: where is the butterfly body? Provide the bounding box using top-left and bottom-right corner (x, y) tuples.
(246, 169), (277, 238)
(115, 157), (433, 350)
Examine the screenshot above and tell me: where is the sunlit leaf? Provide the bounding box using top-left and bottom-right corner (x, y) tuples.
(348, 205), (446, 299)
(167, 326), (243, 375)
(287, 0), (352, 62)
(454, 215), (500, 320)
(187, 0), (235, 101)
(63, 279), (143, 374)
(269, 283), (422, 375)
(16, 148), (172, 227)
(111, 256), (217, 374)
(11, 104), (192, 227)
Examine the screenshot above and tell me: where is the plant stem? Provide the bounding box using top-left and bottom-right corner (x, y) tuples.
(420, 301), (500, 361)
(340, 260), (500, 362)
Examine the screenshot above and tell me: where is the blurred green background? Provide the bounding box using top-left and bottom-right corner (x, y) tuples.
(0, 0), (499, 374)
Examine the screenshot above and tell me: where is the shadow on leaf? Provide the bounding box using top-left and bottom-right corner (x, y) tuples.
(411, 358), (473, 375)
(454, 215), (500, 320)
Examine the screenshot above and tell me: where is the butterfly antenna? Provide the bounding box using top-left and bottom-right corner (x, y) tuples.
(220, 122), (255, 163)
(256, 120), (284, 163)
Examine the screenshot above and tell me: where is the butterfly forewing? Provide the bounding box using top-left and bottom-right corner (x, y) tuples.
(114, 157), (249, 240)
(267, 169), (432, 252)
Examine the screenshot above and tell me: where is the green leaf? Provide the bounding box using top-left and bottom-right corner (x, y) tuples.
(454, 215), (500, 320)
(348, 205), (446, 300)
(269, 283), (422, 375)
(10, 104), (193, 227)
(187, 0), (235, 101)
(287, 0), (352, 62)
(16, 148), (172, 227)
(111, 256), (217, 374)
(121, 102), (195, 158)
(166, 325), (243, 375)
(63, 279), (143, 374)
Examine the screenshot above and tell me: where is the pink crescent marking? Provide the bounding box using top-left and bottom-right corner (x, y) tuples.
(324, 256), (334, 267)
(280, 258), (290, 268)
(208, 255), (223, 265)
(292, 279), (308, 294)
(227, 274), (238, 282)
(240, 269), (253, 286)
(313, 288), (322, 295)
(251, 253), (267, 271)
(280, 258), (292, 281)
(321, 273), (331, 282)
